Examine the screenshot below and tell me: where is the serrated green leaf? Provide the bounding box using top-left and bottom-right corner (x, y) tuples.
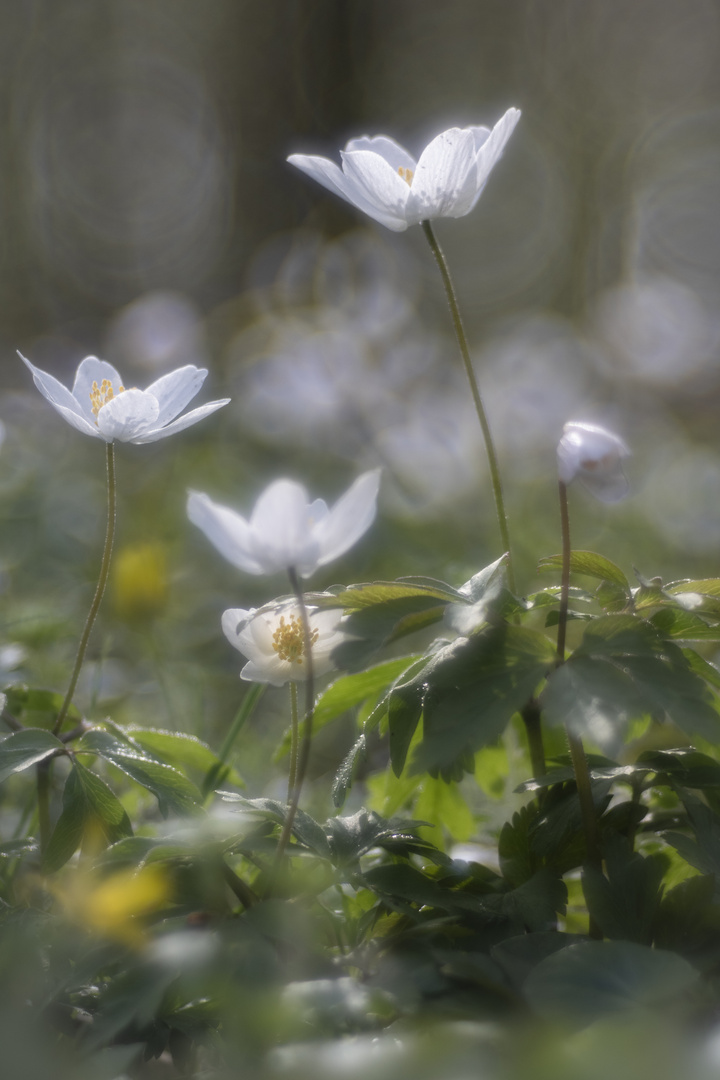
(127, 729), (224, 774)
(410, 627), (556, 777)
(649, 608), (720, 640)
(77, 730), (203, 816)
(667, 578), (720, 599)
(331, 734), (366, 808)
(45, 762), (133, 872)
(582, 834), (665, 945)
(326, 580), (462, 610)
(0, 728), (64, 784)
(538, 551), (631, 592)
(279, 655), (421, 759)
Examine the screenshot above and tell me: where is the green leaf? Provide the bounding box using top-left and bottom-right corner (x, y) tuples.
(667, 578), (720, 599)
(45, 762), (133, 872)
(0, 728), (64, 783)
(76, 730), (203, 816)
(582, 834), (665, 945)
(127, 729), (226, 774)
(324, 580), (462, 610)
(537, 551), (631, 592)
(278, 655), (421, 758)
(410, 626), (556, 777)
(649, 608), (720, 640)
(524, 940), (699, 1026)
(331, 734), (366, 808)
(3, 686), (81, 731)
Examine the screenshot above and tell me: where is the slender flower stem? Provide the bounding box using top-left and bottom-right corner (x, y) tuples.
(54, 441), (117, 736)
(557, 479), (602, 937)
(274, 567), (315, 866)
(422, 219), (515, 593)
(287, 682), (299, 802)
(202, 683), (265, 800)
(521, 698), (546, 780)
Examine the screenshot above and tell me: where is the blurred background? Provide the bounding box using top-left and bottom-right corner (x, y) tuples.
(2, 0), (720, 786)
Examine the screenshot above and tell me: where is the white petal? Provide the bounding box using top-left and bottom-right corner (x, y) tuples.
(221, 607), (254, 647)
(339, 150), (412, 230)
(72, 357), (125, 424)
(344, 135), (416, 173)
(312, 468), (381, 572)
(468, 107), (522, 211)
(580, 469), (630, 504)
(187, 491), (265, 574)
(95, 388), (159, 442)
(19, 353), (84, 416)
(44, 400), (107, 440)
(287, 152), (405, 230)
(144, 365), (208, 425)
(130, 399), (230, 444)
(407, 128), (479, 222)
(249, 479), (321, 575)
(239, 658), (288, 687)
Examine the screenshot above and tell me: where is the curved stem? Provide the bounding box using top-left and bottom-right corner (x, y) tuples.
(54, 441), (117, 735)
(287, 682), (299, 802)
(202, 682), (265, 800)
(422, 219), (515, 593)
(274, 567), (315, 866)
(557, 478), (602, 936)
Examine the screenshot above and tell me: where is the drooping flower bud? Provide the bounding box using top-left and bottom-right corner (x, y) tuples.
(557, 421), (629, 503)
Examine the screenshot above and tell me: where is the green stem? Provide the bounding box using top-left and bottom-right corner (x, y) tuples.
(557, 478), (602, 937)
(422, 219), (515, 593)
(287, 682), (299, 802)
(202, 683), (265, 799)
(36, 761), (50, 855)
(521, 698), (546, 780)
(54, 441), (117, 735)
(274, 567), (315, 867)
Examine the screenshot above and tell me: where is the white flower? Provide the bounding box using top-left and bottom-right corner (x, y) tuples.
(222, 602), (346, 685)
(287, 109), (521, 232)
(557, 421), (630, 503)
(187, 469), (380, 578)
(19, 353), (229, 444)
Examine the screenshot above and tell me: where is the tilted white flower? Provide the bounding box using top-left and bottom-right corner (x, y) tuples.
(222, 602), (346, 685)
(287, 108), (521, 232)
(557, 421), (630, 503)
(19, 353), (229, 444)
(187, 469), (380, 578)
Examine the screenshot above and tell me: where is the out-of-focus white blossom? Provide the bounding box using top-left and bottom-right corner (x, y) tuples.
(288, 110), (521, 232)
(557, 421), (630, 503)
(187, 470), (381, 578)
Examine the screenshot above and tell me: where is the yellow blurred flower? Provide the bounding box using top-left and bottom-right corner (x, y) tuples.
(53, 864), (171, 947)
(113, 542), (168, 620)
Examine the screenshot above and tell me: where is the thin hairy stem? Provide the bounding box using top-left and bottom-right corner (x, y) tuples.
(274, 567), (315, 866)
(54, 442), (117, 735)
(422, 219), (515, 592)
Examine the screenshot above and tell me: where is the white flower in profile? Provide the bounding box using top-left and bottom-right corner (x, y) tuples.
(187, 469), (381, 578)
(19, 353), (229, 444)
(287, 108), (521, 232)
(222, 602), (346, 685)
(557, 421), (630, 503)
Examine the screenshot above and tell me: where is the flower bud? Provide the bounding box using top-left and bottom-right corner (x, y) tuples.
(557, 421), (629, 503)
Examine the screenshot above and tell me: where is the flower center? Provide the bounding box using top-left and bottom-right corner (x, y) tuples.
(90, 379), (125, 419)
(397, 166), (414, 186)
(271, 614), (319, 665)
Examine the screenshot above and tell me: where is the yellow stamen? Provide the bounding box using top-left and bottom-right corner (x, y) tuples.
(272, 614), (319, 665)
(90, 378), (125, 419)
(398, 166), (414, 186)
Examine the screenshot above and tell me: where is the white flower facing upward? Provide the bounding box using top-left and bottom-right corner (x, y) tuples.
(187, 469), (380, 578)
(222, 602), (346, 685)
(287, 108), (521, 232)
(557, 421), (630, 503)
(19, 353), (230, 444)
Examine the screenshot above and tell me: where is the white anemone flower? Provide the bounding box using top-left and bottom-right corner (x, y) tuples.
(222, 602), (346, 685)
(287, 108), (521, 232)
(19, 353), (229, 444)
(557, 421), (630, 503)
(187, 469), (380, 578)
